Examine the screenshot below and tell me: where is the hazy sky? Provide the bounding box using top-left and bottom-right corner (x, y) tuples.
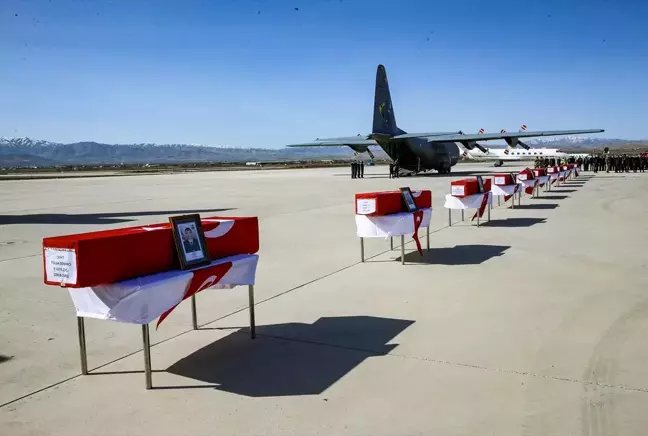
(1, 0), (647, 147)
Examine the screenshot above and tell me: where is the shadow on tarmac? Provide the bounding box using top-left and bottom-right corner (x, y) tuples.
(0, 354), (13, 364)
(0, 208), (235, 226)
(400, 244), (510, 265)
(481, 218), (547, 228)
(166, 316), (414, 396)
(510, 204), (559, 210)
(592, 175), (626, 178)
(538, 195), (569, 200)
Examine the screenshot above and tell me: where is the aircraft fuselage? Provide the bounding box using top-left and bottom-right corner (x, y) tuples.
(375, 136), (460, 174)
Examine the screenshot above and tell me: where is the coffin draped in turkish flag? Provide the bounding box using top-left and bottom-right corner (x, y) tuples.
(42, 216), (259, 288)
(450, 178), (492, 198)
(355, 190), (431, 216)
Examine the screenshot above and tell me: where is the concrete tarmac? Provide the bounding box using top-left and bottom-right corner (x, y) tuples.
(1, 163), (648, 435)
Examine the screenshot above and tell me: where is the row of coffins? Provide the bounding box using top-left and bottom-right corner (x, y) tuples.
(354, 163), (579, 261)
(41, 163), (579, 390)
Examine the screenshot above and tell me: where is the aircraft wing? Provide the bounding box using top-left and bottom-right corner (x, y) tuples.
(426, 129), (604, 143)
(390, 131), (463, 140)
(286, 138), (378, 147)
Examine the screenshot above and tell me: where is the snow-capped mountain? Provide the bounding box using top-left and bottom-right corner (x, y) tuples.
(0, 137), (61, 148)
(0, 135), (643, 167)
(0, 136), (374, 167)
(526, 136), (644, 148)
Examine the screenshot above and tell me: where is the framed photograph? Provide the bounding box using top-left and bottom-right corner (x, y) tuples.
(399, 187), (418, 212)
(509, 172), (517, 183)
(169, 214), (211, 270)
(476, 175), (485, 193)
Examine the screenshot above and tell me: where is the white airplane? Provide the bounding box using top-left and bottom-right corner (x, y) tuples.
(457, 125), (574, 167)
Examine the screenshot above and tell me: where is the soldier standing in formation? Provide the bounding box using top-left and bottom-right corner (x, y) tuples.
(351, 161), (365, 179)
(388, 160), (400, 178)
(582, 153), (648, 173)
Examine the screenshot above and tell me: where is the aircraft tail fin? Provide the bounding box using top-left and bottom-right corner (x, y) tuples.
(372, 65), (398, 136)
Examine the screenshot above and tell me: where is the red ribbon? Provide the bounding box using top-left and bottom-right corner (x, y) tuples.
(472, 193), (489, 221)
(504, 184), (519, 202)
(411, 210), (424, 255)
(156, 262), (233, 328)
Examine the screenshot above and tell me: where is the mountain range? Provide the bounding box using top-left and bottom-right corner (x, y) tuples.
(1, 136), (645, 167)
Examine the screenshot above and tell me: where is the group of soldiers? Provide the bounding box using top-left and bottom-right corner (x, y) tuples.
(350, 161), (365, 179)
(351, 160), (401, 179)
(582, 154), (647, 173)
(534, 154), (648, 173)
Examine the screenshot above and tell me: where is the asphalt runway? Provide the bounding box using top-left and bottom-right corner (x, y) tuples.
(1, 163), (648, 435)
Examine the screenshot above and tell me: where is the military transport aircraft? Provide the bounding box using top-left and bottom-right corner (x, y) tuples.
(287, 64), (604, 175)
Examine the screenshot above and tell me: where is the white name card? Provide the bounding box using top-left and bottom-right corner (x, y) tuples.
(518, 173), (528, 181)
(494, 177), (505, 185)
(356, 198), (377, 215)
(45, 248), (78, 285)
(451, 185), (465, 196)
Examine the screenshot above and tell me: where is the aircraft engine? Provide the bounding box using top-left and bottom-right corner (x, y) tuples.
(348, 144), (375, 159)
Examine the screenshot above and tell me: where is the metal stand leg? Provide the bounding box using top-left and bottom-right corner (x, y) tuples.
(191, 295), (198, 330)
(248, 285), (256, 339)
(448, 208), (452, 226)
(498, 196), (501, 207)
(477, 213), (480, 227)
(487, 203), (491, 221)
(461, 209), (465, 221)
(390, 237), (393, 251)
(142, 324), (152, 390)
(360, 237), (365, 262)
(400, 235), (405, 265)
(77, 317), (88, 375)
(426, 225), (430, 251)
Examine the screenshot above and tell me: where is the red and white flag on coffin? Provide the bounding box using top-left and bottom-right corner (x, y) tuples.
(524, 186), (534, 195)
(471, 193), (490, 221)
(155, 254), (258, 328)
(156, 262), (233, 328)
(411, 210), (424, 255)
(504, 184), (519, 202)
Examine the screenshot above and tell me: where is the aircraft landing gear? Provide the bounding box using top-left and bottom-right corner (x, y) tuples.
(437, 166), (452, 175)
